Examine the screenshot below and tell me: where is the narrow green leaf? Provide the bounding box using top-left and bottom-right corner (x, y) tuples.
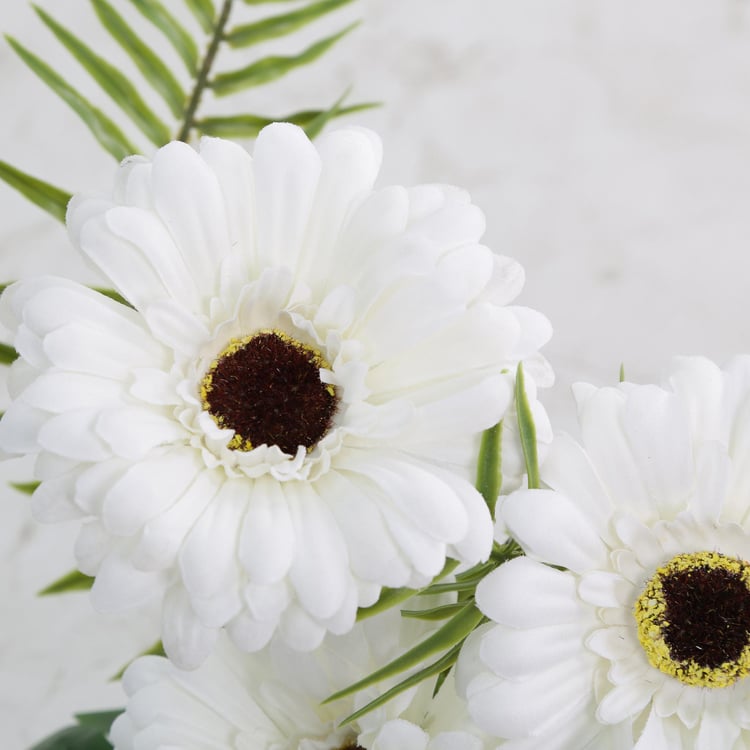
(242, 0), (307, 4)
(302, 88), (351, 140)
(34, 6), (171, 146)
(91, 0), (186, 118)
(356, 558), (459, 621)
(619, 362), (626, 383)
(92, 287), (132, 307)
(110, 640), (165, 681)
(74, 710), (123, 733)
(400, 602), (467, 621)
(128, 0), (199, 74)
(4, 37), (137, 161)
(339, 643), (463, 727)
(432, 664), (451, 697)
(0, 342), (18, 365)
(196, 101), (377, 138)
(418, 579), (478, 596)
(0, 159), (71, 222)
(515, 362), (540, 489)
(38, 569), (95, 596)
(10, 480), (40, 495)
(29, 724), (112, 750)
(325, 603), (484, 704)
(185, 0), (215, 33)
(455, 559), (497, 582)
(475, 421), (502, 517)
(211, 23), (358, 96)
(225, 0), (354, 48)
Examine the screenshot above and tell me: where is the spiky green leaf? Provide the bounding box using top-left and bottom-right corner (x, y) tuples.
(515, 362), (540, 490)
(0, 159), (71, 223)
(184, 0), (215, 33)
(91, 0), (186, 118)
(10, 481), (40, 495)
(38, 569), (95, 596)
(340, 643), (462, 727)
(225, 0), (354, 48)
(325, 603), (484, 705)
(0, 342), (18, 365)
(34, 6), (171, 146)
(128, 0), (199, 74)
(400, 602), (467, 621)
(4, 37), (137, 161)
(211, 23), (358, 96)
(475, 421), (502, 517)
(196, 100), (377, 138)
(92, 287), (132, 307)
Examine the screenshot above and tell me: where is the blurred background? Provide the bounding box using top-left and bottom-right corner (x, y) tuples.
(2, 0), (750, 745)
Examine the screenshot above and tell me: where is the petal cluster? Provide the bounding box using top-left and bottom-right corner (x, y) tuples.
(0, 124), (551, 665)
(460, 356), (750, 749)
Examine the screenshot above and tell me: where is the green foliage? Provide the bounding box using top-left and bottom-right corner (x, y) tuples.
(29, 710), (121, 750)
(0, 342), (19, 364)
(10, 481), (40, 495)
(38, 569), (95, 596)
(475, 421), (503, 517)
(515, 362), (540, 489)
(1, 0), (374, 221)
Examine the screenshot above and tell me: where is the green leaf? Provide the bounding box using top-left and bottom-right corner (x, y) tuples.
(196, 101), (377, 138)
(339, 642), (462, 727)
(38, 569), (95, 596)
(34, 6), (171, 146)
(74, 710), (123, 734)
(91, 0), (186, 119)
(29, 724), (112, 750)
(4, 37), (137, 161)
(10, 480), (40, 495)
(325, 603), (484, 705)
(211, 23), (358, 96)
(515, 362), (540, 490)
(184, 0), (215, 33)
(400, 602), (467, 621)
(92, 287), (132, 307)
(241, 0), (308, 4)
(475, 421), (502, 517)
(225, 0), (354, 48)
(0, 342), (18, 365)
(0, 159), (71, 222)
(128, 0), (199, 74)
(619, 362), (626, 383)
(110, 640), (165, 681)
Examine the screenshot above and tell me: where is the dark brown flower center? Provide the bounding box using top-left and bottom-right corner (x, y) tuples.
(635, 551), (750, 687)
(200, 330), (337, 455)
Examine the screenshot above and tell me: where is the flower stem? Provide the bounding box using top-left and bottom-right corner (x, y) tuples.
(177, 0), (233, 142)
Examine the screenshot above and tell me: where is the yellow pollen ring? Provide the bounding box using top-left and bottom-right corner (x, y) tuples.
(634, 551), (750, 688)
(199, 329), (335, 452)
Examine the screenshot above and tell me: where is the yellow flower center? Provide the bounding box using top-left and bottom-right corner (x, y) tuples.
(634, 551), (750, 687)
(200, 330), (337, 455)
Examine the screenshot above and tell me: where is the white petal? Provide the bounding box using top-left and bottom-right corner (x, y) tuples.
(370, 719), (429, 750)
(667, 356), (725, 443)
(692, 440), (729, 523)
(577, 571), (631, 608)
(96, 407), (186, 460)
(697, 706), (740, 750)
(90, 549), (163, 612)
(253, 123), (321, 270)
(74, 521), (110, 574)
(0, 400), (47, 454)
(277, 602), (326, 651)
(161, 585), (218, 669)
(225, 610), (276, 653)
(31, 472), (84, 522)
(476, 557), (584, 627)
(20, 371), (124, 412)
(503, 489), (608, 572)
(142, 298), (211, 355)
(596, 681), (655, 725)
(38, 409), (111, 460)
(238, 477), (295, 585)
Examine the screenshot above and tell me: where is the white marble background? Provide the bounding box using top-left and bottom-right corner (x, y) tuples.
(2, 0), (750, 745)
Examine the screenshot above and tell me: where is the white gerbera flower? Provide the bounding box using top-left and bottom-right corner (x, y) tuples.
(0, 124), (551, 666)
(110, 603), (492, 750)
(458, 356), (750, 749)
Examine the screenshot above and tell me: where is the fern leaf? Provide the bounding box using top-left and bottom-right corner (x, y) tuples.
(4, 36), (138, 161)
(0, 157), (72, 222)
(211, 22), (358, 96)
(91, 0), (187, 119)
(33, 5), (171, 146)
(184, 0), (216, 33)
(127, 0), (199, 74)
(225, 0), (354, 48)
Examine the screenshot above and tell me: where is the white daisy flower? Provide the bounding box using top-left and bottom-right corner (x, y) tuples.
(0, 124), (551, 667)
(458, 355), (750, 749)
(110, 603), (493, 750)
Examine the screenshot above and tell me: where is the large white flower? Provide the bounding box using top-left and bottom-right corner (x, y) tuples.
(458, 355), (750, 749)
(110, 601), (493, 750)
(0, 124), (551, 666)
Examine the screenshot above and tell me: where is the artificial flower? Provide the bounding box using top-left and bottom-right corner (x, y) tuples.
(458, 355), (750, 749)
(0, 123), (551, 666)
(109, 599), (492, 750)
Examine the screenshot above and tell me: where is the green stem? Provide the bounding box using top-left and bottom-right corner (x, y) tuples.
(177, 0), (233, 142)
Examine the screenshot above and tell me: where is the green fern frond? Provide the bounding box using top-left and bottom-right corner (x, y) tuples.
(0, 157), (72, 222)
(185, 0), (216, 33)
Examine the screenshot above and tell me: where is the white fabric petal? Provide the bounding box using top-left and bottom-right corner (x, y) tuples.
(96, 407), (187, 460)
(161, 585), (218, 670)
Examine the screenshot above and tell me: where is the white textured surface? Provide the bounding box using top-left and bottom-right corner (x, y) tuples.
(3, 0), (750, 746)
